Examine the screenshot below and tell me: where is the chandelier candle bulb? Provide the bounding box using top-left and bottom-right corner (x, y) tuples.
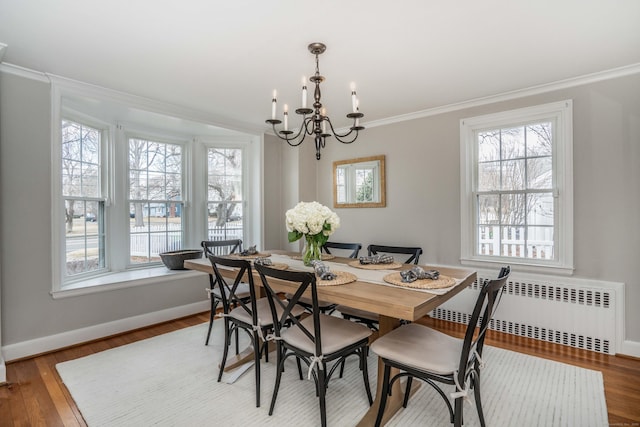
(351, 82), (358, 113)
(271, 90), (277, 120)
(302, 77), (308, 109)
(283, 104), (289, 131)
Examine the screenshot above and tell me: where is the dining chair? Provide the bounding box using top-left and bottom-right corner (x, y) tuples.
(209, 255), (304, 407)
(201, 239), (249, 345)
(338, 244), (424, 331)
(322, 241), (362, 259)
(370, 266), (511, 427)
(367, 244), (423, 265)
(288, 241), (363, 315)
(254, 263), (374, 427)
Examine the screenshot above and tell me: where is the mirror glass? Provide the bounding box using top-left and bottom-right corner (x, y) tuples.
(333, 155), (386, 208)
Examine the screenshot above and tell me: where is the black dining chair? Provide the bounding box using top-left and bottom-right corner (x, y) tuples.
(338, 244), (424, 331)
(322, 241), (362, 259)
(255, 263), (373, 427)
(370, 266), (511, 427)
(288, 241), (363, 315)
(201, 239), (249, 345)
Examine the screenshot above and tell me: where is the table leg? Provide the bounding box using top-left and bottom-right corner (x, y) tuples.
(357, 315), (420, 426)
(220, 341), (277, 372)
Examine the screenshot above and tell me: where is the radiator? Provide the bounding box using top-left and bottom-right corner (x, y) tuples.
(430, 269), (624, 354)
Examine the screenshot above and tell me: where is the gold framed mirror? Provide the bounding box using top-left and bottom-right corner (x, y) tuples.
(333, 155), (386, 208)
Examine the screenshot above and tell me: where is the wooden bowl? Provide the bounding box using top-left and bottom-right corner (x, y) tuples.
(159, 249), (203, 270)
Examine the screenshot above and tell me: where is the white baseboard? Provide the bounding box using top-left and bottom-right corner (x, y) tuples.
(620, 339), (640, 359)
(2, 300), (210, 362)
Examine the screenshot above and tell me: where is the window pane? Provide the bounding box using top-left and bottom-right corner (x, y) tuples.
(477, 161), (500, 191)
(527, 193), (554, 225)
(65, 200), (105, 276)
(477, 194), (499, 224)
(500, 193), (525, 225)
(501, 159), (526, 190)
(527, 157), (552, 189)
(526, 122), (553, 157)
(477, 130), (500, 162)
(500, 226), (525, 257)
(501, 127), (525, 159)
(527, 226), (554, 259)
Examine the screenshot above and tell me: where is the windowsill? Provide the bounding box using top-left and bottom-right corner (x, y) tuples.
(51, 267), (205, 299)
(460, 256), (575, 276)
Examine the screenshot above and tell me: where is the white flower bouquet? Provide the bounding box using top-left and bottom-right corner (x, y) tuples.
(285, 201), (340, 265)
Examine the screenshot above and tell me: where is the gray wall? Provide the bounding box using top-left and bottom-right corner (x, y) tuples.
(313, 73), (640, 343)
(0, 73), (210, 346)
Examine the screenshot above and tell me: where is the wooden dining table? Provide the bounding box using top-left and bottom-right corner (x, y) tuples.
(184, 251), (476, 426)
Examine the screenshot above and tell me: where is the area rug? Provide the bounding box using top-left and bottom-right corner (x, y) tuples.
(56, 322), (608, 426)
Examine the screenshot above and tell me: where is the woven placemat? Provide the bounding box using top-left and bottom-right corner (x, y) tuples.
(317, 270), (357, 286)
(383, 272), (456, 289)
(347, 260), (403, 270)
(227, 252), (272, 259)
(290, 254), (336, 261)
(255, 262), (288, 271)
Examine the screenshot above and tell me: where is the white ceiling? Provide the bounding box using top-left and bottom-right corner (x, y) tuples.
(1, 0), (639, 133)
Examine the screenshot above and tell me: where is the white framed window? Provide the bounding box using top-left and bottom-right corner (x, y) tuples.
(61, 118), (108, 280)
(51, 79), (262, 295)
(206, 146), (245, 244)
(128, 136), (185, 265)
(460, 100), (573, 274)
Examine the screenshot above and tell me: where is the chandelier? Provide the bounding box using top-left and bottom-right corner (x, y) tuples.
(266, 42), (364, 160)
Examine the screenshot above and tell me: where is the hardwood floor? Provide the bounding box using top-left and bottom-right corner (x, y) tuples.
(1, 312), (639, 426)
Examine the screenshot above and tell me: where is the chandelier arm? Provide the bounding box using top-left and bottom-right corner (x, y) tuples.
(271, 117), (313, 146)
(325, 118), (359, 144)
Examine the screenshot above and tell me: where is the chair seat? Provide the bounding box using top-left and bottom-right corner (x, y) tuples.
(337, 305), (379, 322)
(370, 323), (463, 375)
(229, 298), (305, 327)
(282, 314), (372, 355)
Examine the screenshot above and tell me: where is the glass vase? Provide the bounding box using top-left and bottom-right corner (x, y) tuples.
(302, 234), (322, 266)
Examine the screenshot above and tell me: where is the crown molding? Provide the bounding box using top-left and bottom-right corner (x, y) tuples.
(364, 63), (640, 129)
(3, 60), (640, 133)
(0, 62), (263, 135)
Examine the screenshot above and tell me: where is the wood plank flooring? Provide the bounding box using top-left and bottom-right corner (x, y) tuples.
(1, 312), (639, 426)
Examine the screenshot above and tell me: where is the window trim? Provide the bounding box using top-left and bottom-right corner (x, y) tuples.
(460, 100), (574, 275)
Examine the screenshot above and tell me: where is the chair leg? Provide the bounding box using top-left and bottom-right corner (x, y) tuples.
(205, 299), (218, 345)
(473, 373), (486, 427)
(402, 377), (413, 408)
(318, 362), (328, 427)
(339, 358), (346, 378)
(360, 348), (373, 405)
(269, 343), (285, 416)
(374, 364), (392, 427)
(296, 357), (304, 380)
(235, 325), (240, 354)
(218, 318), (231, 382)
(453, 396), (464, 427)
(253, 332), (261, 408)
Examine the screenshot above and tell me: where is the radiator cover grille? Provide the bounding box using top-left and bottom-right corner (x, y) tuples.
(430, 271), (623, 354)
